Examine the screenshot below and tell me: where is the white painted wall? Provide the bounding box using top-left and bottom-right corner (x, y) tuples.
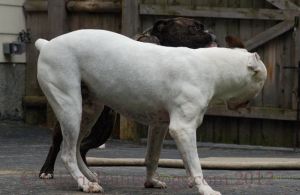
(0, 0), (26, 120)
(0, 0), (26, 63)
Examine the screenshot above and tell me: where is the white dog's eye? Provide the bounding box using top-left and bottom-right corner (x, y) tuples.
(248, 65), (260, 74)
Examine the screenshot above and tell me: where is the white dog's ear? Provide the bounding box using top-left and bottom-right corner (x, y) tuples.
(247, 53), (261, 74)
(254, 52), (260, 61)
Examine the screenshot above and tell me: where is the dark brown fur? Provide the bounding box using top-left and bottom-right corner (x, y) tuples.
(225, 35), (245, 49)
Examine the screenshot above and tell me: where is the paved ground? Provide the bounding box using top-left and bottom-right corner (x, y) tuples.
(0, 121), (300, 195)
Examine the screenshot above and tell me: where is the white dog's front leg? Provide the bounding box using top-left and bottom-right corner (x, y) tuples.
(169, 111), (221, 195)
(144, 124), (168, 189)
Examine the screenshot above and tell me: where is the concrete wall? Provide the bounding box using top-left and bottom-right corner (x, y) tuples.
(0, 0), (26, 120)
(0, 64), (25, 120)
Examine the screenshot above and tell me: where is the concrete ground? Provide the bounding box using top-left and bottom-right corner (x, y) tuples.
(0, 121), (300, 195)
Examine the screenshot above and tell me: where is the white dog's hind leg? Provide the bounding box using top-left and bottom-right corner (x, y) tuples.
(37, 71), (103, 193)
(144, 124), (168, 189)
(169, 109), (221, 195)
(77, 98), (104, 182)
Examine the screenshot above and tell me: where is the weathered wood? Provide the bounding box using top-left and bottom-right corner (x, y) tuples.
(198, 116), (214, 142)
(24, 11), (49, 125)
(67, 0), (121, 13)
(119, 115), (140, 141)
(212, 0), (227, 47)
(140, 5), (299, 20)
(122, 0), (140, 37)
(266, 0), (300, 10)
(23, 96), (47, 107)
(87, 157), (300, 169)
(292, 16), (300, 113)
(206, 106), (297, 121)
(24, 0), (47, 12)
(48, 0), (68, 38)
(69, 12), (121, 32)
(245, 20), (294, 50)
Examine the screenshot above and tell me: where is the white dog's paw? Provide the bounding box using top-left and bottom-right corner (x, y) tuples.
(191, 178), (221, 195)
(198, 187), (221, 195)
(144, 178), (167, 189)
(197, 184), (221, 195)
(39, 173), (53, 179)
(81, 182), (104, 193)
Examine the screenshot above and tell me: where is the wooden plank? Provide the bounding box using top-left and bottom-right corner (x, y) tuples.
(226, 0), (240, 38)
(67, 0), (121, 13)
(48, 0), (68, 38)
(262, 41), (279, 106)
(239, 0), (253, 49)
(262, 2), (279, 108)
(220, 118), (239, 144)
(140, 5), (299, 20)
(24, 11), (49, 124)
(245, 20), (294, 50)
(261, 120), (295, 147)
(122, 0), (140, 37)
(206, 106), (297, 121)
(213, 0), (227, 47)
(237, 0), (254, 146)
(24, 0), (47, 12)
(119, 115), (140, 141)
(292, 16), (300, 112)
(250, 0), (265, 108)
(141, 0), (158, 32)
(248, 119), (263, 146)
(23, 96), (47, 107)
(266, 0), (300, 10)
(198, 116), (214, 142)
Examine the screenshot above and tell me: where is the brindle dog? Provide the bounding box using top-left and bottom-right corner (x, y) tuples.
(39, 17), (218, 179)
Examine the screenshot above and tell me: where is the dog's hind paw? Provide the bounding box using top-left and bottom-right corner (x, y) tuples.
(144, 179), (167, 189)
(81, 182), (104, 193)
(197, 183), (221, 195)
(39, 172), (54, 179)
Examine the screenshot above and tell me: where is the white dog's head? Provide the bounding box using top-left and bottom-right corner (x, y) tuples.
(226, 52), (267, 110)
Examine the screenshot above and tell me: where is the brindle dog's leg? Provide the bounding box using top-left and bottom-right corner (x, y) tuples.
(76, 92), (104, 182)
(80, 106), (116, 164)
(144, 124), (168, 188)
(39, 123), (62, 179)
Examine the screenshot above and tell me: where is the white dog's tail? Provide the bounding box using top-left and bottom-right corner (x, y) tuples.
(35, 39), (49, 51)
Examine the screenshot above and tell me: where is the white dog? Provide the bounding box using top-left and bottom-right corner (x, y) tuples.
(35, 29), (267, 195)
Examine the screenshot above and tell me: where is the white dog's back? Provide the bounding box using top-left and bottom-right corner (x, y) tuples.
(36, 29), (265, 124)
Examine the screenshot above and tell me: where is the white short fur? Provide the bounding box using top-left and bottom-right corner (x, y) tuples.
(36, 29), (267, 194)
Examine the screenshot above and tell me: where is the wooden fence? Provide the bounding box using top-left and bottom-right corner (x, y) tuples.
(23, 0), (300, 147)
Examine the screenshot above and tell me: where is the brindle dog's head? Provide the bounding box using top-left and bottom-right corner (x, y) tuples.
(136, 17), (216, 48)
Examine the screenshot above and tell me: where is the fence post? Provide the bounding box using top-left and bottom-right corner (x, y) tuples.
(46, 0), (69, 127)
(48, 0), (68, 37)
(120, 0), (141, 141)
(121, 0), (140, 37)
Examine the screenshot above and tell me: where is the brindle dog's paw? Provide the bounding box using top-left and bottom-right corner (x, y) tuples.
(144, 178), (167, 189)
(39, 172), (54, 179)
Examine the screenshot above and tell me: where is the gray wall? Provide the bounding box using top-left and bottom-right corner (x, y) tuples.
(0, 64), (25, 120)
